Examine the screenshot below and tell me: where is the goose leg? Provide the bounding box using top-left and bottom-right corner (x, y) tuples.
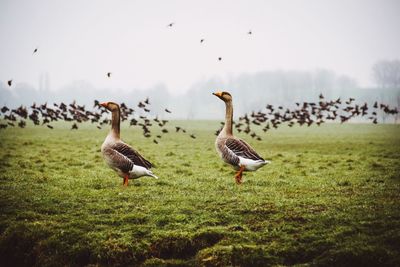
(123, 174), (129, 186)
(235, 166), (245, 184)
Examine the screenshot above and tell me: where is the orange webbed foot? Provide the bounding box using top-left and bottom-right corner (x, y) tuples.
(234, 166), (245, 185)
(123, 175), (129, 186)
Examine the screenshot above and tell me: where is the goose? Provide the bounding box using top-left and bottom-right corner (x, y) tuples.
(213, 91), (270, 184)
(100, 101), (158, 186)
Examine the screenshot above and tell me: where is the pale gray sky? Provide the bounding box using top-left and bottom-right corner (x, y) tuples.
(0, 0), (399, 93)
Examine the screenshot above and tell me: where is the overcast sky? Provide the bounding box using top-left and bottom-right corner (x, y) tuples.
(0, 0), (399, 93)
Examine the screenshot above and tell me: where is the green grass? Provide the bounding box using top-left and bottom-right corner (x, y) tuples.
(0, 122), (399, 266)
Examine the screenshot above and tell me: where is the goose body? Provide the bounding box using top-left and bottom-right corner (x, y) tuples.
(213, 92), (270, 183)
(215, 136), (269, 172)
(100, 102), (157, 186)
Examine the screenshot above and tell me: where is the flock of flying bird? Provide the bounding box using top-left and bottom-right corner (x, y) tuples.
(216, 94), (398, 140)
(0, 98), (196, 144)
(1, 94), (398, 142)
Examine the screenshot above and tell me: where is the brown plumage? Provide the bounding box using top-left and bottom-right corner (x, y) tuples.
(100, 102), (158, 186)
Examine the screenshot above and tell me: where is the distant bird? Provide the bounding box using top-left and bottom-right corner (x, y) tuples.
(190, 134), (196, 139)
(167, 22), (175, 27)
(7, 80), (12, 87)
(213, 91), (270, 184)
(165, 108), (171, 113)
(47, 125), (53, 129)
(247, 30), (252, 35)
(1, 106), (9, 113)
(100, 101), (158, 186)
(107, 72), (112, 78)
(144, 97), (150, 105)
(71, 123), (78, 130)
(33, 47), (38, 54)
(18, 120), (26, 128)
(153, 139), (158, 144)
(218, 57), (222, 61)
(200, 39), (205, 43)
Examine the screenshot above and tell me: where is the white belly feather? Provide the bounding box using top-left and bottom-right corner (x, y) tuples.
(129, 165), (158, 179)
(238, 157), (270, 171)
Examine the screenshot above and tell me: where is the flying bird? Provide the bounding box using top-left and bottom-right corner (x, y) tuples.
(100, 102), (158, 186)
(200, 39), (205, 43)
(107, 72), (112, 78)
(167, 22), (175, 27)
(218, 57), (222, 61)
(247, 30), (252, 35)
(213, 91), (270, 184)
(33, 47), (38, 54)
(7, 80), (12, 87)
(165, 108), (171, 113)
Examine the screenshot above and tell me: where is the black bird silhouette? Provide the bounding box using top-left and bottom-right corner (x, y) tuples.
(107, 72), (111, 78)
(167, 22), (175, 27)
(218, 57), (222, 61)
(190, 134), (196, 139)
(165, 108), (171, 113)
(18, 120), (26, 128)
(144, 97), (150, 105)
(1, 106), (9, 113)
(33, 47), (38, 54)
(248, 30), (252, 35)
(200, 39), (205, 43)
(7, 80), (12, 87)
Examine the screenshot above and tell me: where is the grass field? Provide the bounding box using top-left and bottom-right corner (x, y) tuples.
(0, 122), (399, 266)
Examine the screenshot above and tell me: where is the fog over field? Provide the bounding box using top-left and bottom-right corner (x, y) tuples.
(0, 0), (399, 119)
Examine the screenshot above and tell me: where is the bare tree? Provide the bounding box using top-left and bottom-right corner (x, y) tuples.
(372, 60), (400, 123)
(372, 60), (400, 88)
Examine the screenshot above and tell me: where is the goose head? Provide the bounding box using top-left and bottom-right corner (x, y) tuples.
(100, 101), (120, 112)
(212, 91), (232, 102)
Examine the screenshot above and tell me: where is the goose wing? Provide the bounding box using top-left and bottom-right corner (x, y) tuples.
(103, 146), (134, 174)
(112, 141), (153, 169)
(225, 137), (264, 161)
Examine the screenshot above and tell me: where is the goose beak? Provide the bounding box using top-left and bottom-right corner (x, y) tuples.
(100, 102), (108, 107)
(212, 92), (222, 97)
